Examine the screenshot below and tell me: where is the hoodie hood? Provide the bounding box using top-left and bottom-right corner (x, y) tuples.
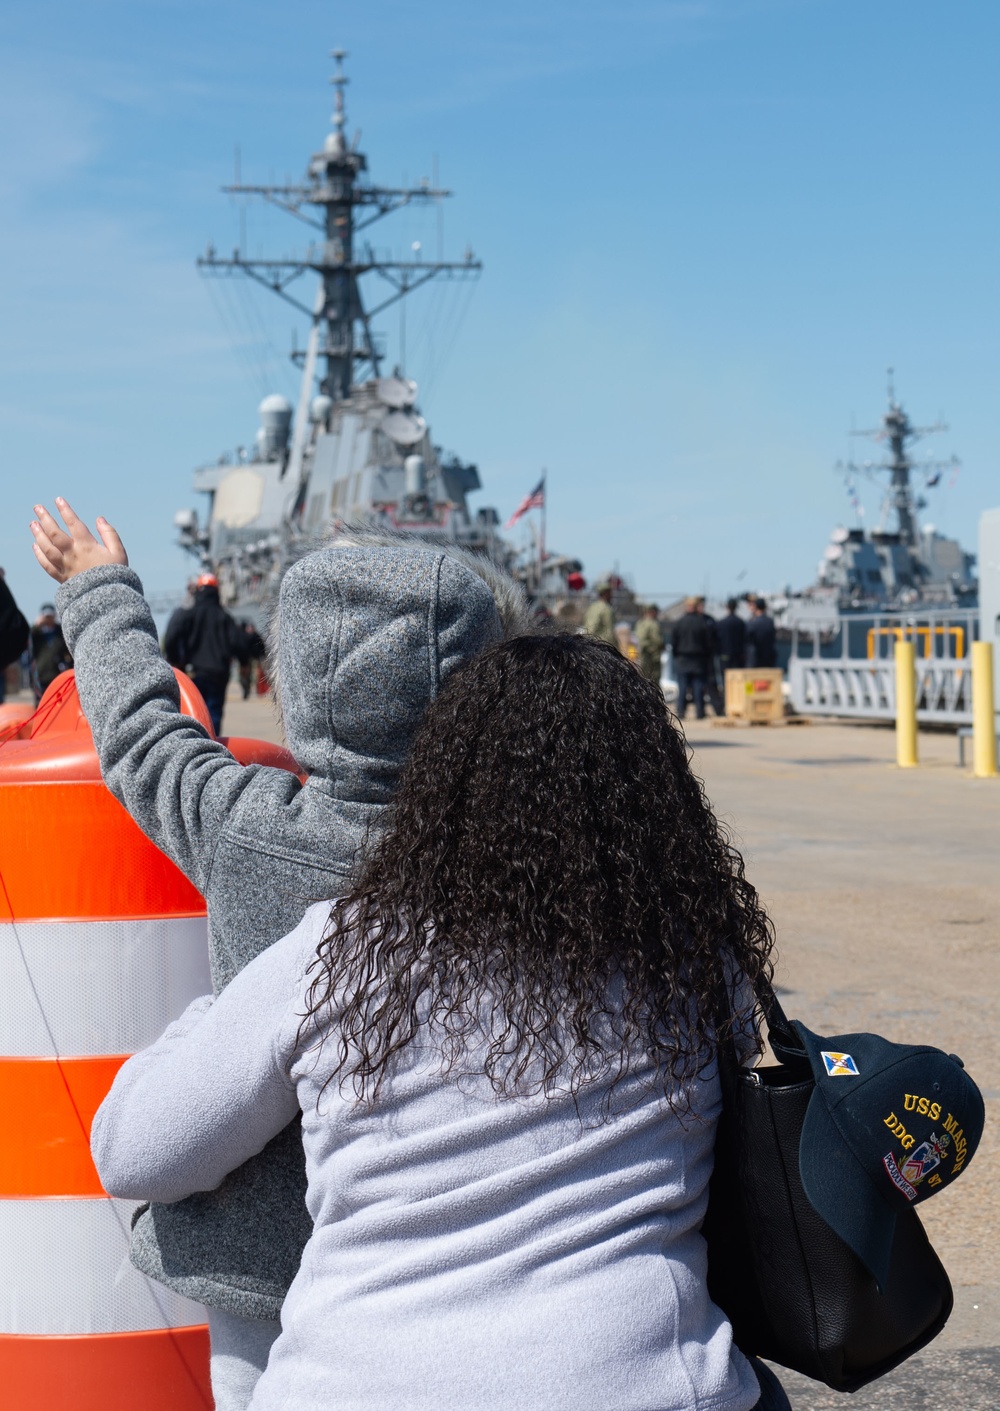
(275, 544), (503, 797)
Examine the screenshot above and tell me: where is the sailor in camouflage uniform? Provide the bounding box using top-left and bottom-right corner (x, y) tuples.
(635, 604), (664, 684)
(583, 584), (617, 647)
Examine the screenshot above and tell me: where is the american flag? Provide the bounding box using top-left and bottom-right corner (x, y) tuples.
(505, 476), (545, 529)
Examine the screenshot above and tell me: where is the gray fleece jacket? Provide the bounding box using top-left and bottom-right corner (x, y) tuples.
(56, 544), (509, 1317)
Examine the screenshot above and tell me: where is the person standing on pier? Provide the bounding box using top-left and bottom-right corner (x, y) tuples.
(583, 582), (617, 647)
(30, 601), (72, 699)
(164, 573), (249, 735)
(635, 603), (665, 683)
(671, 596), (721, 719)
(745, 598), (778, 670)
(716, 598), (746, 675)
(0, 569), (29, 702)
(237, 620), (266, 699)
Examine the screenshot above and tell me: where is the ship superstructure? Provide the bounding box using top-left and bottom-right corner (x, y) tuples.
(811, 385), (975, 610)
(176, 52), (523, 616)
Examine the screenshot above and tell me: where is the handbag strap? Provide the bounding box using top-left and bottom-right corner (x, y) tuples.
(714, 966), (806, 1076)
(753, 973), (805, 1064)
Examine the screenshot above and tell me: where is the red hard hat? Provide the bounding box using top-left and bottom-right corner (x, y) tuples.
(195, 573), (219, 589)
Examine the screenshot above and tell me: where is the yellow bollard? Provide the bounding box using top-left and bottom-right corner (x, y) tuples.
(895, 639), (918, 768)
(971, 641), (998, 778)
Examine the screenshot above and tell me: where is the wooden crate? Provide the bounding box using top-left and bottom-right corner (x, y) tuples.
(724, 668), (784, 723)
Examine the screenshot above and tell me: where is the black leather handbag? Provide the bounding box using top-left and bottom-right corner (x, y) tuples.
(703, 982), (953, 1392)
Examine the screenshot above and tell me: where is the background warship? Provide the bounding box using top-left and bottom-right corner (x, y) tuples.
(172, 53), (975, 642)
(174, 51), (582, 619)
(777, 380), (976, 629)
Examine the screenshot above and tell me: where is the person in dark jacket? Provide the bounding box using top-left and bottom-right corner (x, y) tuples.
(0, 570), (29, 702)
(670, 596), (719, 720)
(30, 601), (73, 700)
(700, 607), (727, 717)
(164, 574), (249, 734)
(745, 598), (778, 670)
(716, 598), (746, 676)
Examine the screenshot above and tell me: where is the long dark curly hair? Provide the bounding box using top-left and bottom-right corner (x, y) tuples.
(301, 633), (773, 1107)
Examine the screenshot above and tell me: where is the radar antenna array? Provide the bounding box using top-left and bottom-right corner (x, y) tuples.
(196, 49), (482, 404)
(841, 382), (959, 545)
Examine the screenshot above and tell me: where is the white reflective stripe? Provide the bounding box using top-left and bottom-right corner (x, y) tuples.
(0, 919), (211, 1057)
(0, 1199), (205, 1334)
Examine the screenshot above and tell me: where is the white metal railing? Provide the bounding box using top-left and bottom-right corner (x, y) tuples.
(789, 657), (972, 723)
(787, 609), (977, 724)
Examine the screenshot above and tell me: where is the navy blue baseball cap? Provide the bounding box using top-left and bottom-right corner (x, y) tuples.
(793, 1022), (985, 1291)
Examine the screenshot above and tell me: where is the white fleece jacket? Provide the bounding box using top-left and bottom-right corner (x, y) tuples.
(91, 904), (760, 1411)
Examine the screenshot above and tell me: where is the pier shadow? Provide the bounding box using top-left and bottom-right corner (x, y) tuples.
(785, 756), (882, 766)
(771, 1344), (1000, 1409)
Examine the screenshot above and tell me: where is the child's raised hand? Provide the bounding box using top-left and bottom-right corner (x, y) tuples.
(30, 498), (129, 584)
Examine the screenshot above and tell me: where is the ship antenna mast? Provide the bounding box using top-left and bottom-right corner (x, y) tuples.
(196, 49), (482, 407)
(330, 46), (348, 146)
(845, 371), (955, 548)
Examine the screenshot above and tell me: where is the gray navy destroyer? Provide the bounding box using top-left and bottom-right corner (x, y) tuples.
(176, 52), (577, 615)
(777, 381), (976, 635)
(777, 380), (980, 725)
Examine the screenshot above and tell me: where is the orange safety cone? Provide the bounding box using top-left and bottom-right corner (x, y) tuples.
(0, 670), (300, 1411)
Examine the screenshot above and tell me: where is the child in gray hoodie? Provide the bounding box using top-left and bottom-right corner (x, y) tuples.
(30, 498), (527, 1410)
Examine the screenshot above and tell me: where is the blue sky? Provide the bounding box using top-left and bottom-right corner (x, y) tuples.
(2, 0), (998, 614)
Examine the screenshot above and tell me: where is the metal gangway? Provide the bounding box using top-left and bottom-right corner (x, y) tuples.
(786, 608), (978, 724)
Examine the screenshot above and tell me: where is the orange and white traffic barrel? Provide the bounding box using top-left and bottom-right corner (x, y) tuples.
(0, 671), (300, 1411)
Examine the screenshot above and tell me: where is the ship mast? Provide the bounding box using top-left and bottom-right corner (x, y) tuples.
(848, 372), (955, 550)
(881, 399), (921, 545)
(197, 49), (481, 406)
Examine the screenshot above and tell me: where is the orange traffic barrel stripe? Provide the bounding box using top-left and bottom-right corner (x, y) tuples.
(0, 1327), (213, 1411)
(0, 783), (204, 921)
(0, 1056), (127, 1197)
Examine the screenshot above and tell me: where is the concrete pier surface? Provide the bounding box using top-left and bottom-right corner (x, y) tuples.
(680, 716), (999, 1408)
(224, 689), (999, 1406)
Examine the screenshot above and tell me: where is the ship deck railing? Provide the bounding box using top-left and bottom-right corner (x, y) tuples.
(787, 608), (979, 724)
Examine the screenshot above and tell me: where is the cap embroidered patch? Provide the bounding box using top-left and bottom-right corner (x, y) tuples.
(821, 1050), (860, 1077)
(882, 1151), (918, 1201)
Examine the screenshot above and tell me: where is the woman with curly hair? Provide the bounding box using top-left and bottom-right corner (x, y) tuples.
(92, 633), (788, 1411)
